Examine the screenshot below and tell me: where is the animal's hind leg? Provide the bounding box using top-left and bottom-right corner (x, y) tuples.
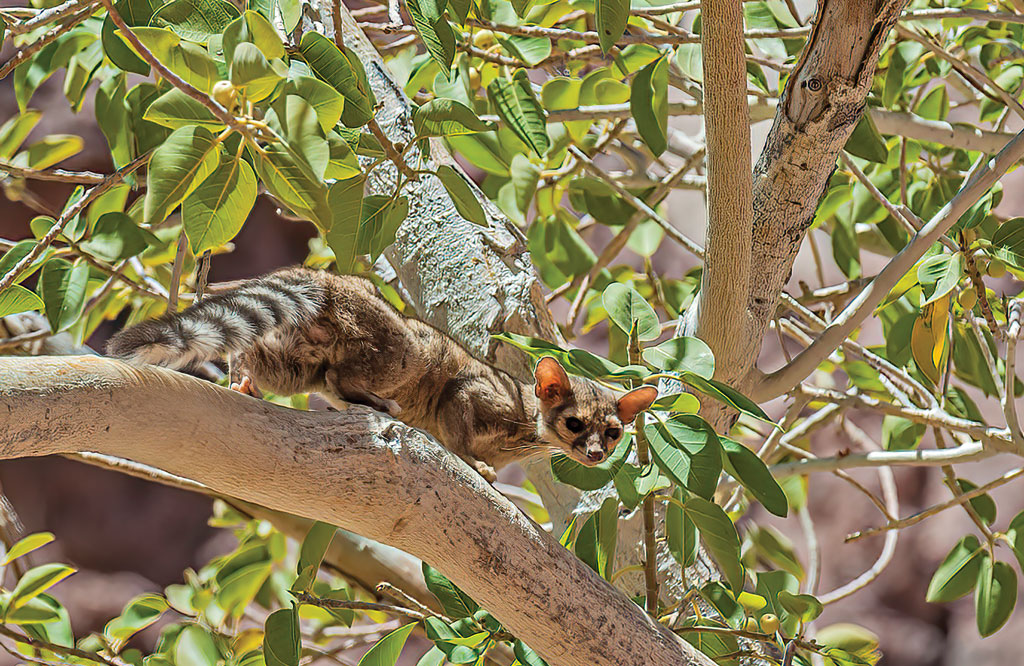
(324, 367), (401, 416)
(227, 354), (262, 398)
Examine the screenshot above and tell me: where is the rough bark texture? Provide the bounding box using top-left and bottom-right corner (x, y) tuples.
(745, 0), (910, 390)
(0, 356), (713, 666)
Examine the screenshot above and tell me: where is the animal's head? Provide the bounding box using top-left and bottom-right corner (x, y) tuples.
(533, 356), (658, 466)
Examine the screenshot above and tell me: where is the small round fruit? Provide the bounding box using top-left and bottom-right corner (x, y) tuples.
(212, 80), (238, 110)
(472, 30), (495, 49)
(468, 67), (481, 89)
(958, 287), (978, 311)
(744, 617), (759, 633)
(974, 256), (990, 274)
(760, 614), (781, 634)
(987, 259), (1007, 278)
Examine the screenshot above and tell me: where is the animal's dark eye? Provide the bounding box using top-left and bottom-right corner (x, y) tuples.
(605, 428), (621, 440)
(565, 417), (584, 433)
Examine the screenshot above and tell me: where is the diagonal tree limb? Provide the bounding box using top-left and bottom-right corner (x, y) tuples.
(0, 356), (714, 666)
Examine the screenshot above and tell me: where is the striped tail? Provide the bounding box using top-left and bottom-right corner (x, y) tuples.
(107, 270), (325, 369)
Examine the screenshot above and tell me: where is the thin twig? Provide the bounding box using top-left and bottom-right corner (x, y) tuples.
(845, 467), (1024, 543)
(6, 0), (96, 35)
(167, 230), (188, 312)
(0, 5), (95, 79)
(629, 334), (659, 616)
(294, 591), (428, 621)
(961, 235), (1002, 341)
(0, 159), (107, 184)
(196, 250), (212, 302)
(0, 153), (150, 294)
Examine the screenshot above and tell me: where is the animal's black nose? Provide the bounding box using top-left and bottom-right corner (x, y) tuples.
(587, 450), (604, 463)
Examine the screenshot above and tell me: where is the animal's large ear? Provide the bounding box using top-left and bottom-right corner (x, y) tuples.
(617, 386), (658, 422)
(534, 357), (572, 406)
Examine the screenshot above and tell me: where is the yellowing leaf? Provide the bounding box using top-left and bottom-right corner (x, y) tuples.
(911, 295), (950, 385)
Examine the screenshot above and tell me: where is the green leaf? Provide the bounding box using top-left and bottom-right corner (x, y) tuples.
(81, 212), (152, 262)
(917, 253), (962, 305)
(120, 28), (219, 92)
(264, 607), (300, 666)
(144, 125), (221, 224)
(956, 479), (997, 525)
(144, 88), (224, 130)
(778, 591), (822, 623)
(0, 534), (54, 568)
(151, 0), (240, 43)
(0, 285), (44, 318)
(686, 497), (743, 592)
(512, 640), (549, 666)
(230, 42), (286, 102)
(413, 98), (495, 136)
(5, 593), (64, 627)
(358, 622), (417, 666)
(435, 165), (488, 226)
(423, 563), (478, 618)
(406, 0), (456, 80)
(487, 70), (550, 157)
(602, 283), (659, 341)
(721, 438), (787, 517)
(551, 432), (631, 491)
(295, 521), (337, 588)
(357, 195), (408, 261)
(175, 625), (220, 666)
(595, 0), (628, 54)
(15, 135), (82, 170)
(844, 115), (888, 164)
(630, 56), (668, 156)
(298, 33), (375, 128)
(0, 110), (42, 158)
(38, 259), (88, 333)
(252, 142), (331, 230)
(1006, 511), (1024, 573)
(104, 594), (168, 643)
(574, 496), (618, 580)
(0, 241), (47, 287)
(642, 336), (713, 378)
(325, 132), (361, 179)
(182, 153), (257, 254)
(645, 415), (722, 499)
(219, 562), (272, 616)
(926, 535), (984, 603)
(285, 77), (344, 133)
(651, 392), (701, 413)
(993, 217), (1024, 271)
(680, 373), (773, 423)
(666, 487), (698, 566)
(915, 85), (949, 121)
(8, 564), (76, 611)
(223, 9), (284, 64)
(975, 558), (1016, 637)
(326, 175), (366, 273)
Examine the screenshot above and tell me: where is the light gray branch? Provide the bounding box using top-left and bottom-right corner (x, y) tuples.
(0, 356), (713, 666)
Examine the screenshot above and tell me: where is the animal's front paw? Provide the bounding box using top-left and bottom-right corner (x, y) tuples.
(229, 376), (261, 398)
(473, 461), (498, 483)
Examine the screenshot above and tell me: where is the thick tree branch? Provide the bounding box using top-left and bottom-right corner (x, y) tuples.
(693, 0), (754, 387)
(0, 356), (713, 666)
(742, 0), (910, 391)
